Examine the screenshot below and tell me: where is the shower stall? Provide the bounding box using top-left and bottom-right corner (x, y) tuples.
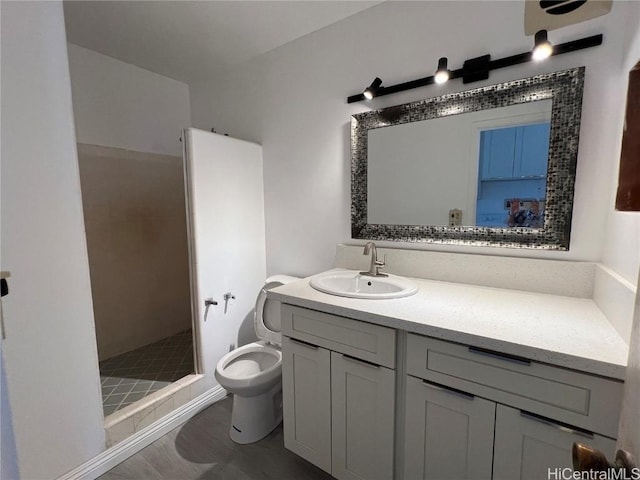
(77, 143), (195, 416)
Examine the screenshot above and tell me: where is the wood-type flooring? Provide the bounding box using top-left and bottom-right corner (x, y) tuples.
(100, 397), (334, 479)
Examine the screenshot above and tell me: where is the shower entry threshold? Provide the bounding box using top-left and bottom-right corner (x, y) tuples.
(99, 329), (194, 416)
(103, 373), (206, 447)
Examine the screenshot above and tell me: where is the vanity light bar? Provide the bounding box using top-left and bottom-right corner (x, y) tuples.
(347, 33), (603, 103)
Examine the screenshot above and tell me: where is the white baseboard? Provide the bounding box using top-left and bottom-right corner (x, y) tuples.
(57, 386), (227, 480)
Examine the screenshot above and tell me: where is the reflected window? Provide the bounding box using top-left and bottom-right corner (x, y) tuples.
(475, 123), (550, 227)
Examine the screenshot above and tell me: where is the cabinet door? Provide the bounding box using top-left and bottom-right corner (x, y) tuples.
(515, 123), (550, 177)
(331, 352), (395, 480)
(282, 336), (332, 474)
(493, 405), (617, 480)
(480, 127), (517, 179)
(404, 376), (495, 480)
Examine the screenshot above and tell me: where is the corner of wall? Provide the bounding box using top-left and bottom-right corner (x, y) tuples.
(593, 264), (637, 344)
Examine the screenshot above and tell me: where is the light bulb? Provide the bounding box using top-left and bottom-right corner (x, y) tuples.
(533, 43), (553, 60)
(533, 30), (553, 61)
(363, 77), (382, 100)
(435, 70), (450, 84)
(434, 57), (449, 84)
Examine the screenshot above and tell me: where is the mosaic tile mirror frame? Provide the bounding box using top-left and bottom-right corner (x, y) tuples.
(351, 67), (585, 249)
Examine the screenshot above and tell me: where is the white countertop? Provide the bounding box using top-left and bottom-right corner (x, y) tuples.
(269, 269), (629, 380)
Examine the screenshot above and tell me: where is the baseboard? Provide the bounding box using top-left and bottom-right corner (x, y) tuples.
(57, 386), (227, 480)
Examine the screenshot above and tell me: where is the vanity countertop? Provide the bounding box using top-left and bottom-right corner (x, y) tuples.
(269, 269), (629, 380)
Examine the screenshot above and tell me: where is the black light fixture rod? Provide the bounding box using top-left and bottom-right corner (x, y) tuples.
(382, 68), (464, 95)
(347, 33), (602, 104)
(551, 33), (603, 55)
(347, 68), (464, 103)
(489, 51), (532, 70)
(490, 33), (603, 70)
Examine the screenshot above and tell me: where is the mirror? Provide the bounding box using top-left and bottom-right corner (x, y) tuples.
(351, 67), (585, 250)
(367, 100), (552, 227)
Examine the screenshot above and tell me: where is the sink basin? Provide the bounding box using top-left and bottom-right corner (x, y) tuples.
(310, 270), (418, 299)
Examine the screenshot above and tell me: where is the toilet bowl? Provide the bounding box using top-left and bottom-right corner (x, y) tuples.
(214, 275), (298, 444)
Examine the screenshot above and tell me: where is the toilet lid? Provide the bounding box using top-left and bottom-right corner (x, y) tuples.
(254, 281), (284, 345)
(255, 275), (300, 345)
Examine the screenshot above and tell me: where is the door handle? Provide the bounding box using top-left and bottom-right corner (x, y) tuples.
(468, 346), (531, 366)
(289, 337), (319, 350)
(342, 354), (380, 369)
(520, 410), (594, 439)
(422, 379), (475, 400)
(1, 277), (8, 340)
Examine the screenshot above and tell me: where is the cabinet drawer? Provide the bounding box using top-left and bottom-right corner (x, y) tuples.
(281, 304), (396, 368)
(406, 334), (622, 438)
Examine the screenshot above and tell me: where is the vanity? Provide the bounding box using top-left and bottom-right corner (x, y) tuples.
(269, 270), (628, 480)
(269, 64), (629, 479)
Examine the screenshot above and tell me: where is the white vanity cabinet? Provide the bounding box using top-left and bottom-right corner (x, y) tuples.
(405, 333), (621, 480)
(281, 305), (396, 480)
(279, 302), (624, 480)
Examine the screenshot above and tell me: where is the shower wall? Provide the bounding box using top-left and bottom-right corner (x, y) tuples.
(78, 143), (192, 360)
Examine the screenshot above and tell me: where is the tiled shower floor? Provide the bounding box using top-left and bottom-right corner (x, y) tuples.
(99, 329), (194, 416)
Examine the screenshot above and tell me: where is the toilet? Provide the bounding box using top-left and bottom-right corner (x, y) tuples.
(214, 275), (298, 444)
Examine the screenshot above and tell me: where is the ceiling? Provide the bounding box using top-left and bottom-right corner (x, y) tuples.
(63, 1), (382, 84)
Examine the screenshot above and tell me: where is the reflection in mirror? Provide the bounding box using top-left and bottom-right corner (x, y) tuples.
(352, 67), (585, 250)
(367, 101), (551, 227)
(475, 107), (550, 228)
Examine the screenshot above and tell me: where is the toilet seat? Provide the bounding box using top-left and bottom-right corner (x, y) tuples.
(215, 341), (282, 395)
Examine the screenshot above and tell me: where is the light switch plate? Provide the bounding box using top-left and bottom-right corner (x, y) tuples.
(449, 209), (462, 226)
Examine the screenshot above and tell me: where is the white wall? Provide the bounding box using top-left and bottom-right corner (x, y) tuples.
(603, 2), (640, 459)
(68, 43), (190, 156)
(0, 2), (105, 478)
(184, 130), (267, 392)
(189, 1), (636, 279)
(589, 0), (640, 345)
(600, 0), (640, 287)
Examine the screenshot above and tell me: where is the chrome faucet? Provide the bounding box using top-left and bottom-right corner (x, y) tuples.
(360, 242), (388, 277)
